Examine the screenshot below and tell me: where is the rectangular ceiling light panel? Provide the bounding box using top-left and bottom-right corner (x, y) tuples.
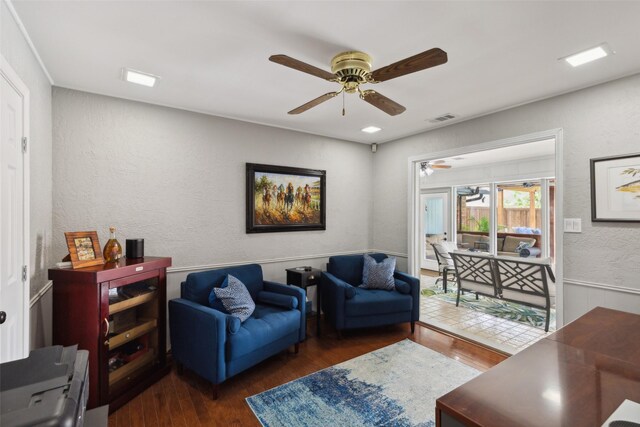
(563, 44), (612, 67)
(123, 68), (159, 87)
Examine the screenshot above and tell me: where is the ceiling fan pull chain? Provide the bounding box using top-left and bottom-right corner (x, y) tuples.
(342, 90), (346, 116)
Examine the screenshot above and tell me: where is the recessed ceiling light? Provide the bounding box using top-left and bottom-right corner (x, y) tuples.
(122, 68), (160, 87)
(562, 43), (613, 67)
(361, 126), (381, 134)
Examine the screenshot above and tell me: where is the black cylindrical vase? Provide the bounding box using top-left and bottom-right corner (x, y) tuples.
(125, 238), (144, 259)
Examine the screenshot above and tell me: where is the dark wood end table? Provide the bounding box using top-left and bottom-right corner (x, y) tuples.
(286, 267), (322, 337)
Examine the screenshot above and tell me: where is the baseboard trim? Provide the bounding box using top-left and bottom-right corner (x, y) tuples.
(167, 249), (408, 275)
(564, 278), (640, 296)
(30, 280), (53, 307)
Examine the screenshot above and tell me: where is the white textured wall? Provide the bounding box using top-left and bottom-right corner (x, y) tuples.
(373, 73), (640, 322)
(1, 1), (53, 348)
(52, 88), (374, 307)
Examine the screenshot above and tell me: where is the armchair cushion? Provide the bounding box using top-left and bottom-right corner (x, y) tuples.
(361, 254), (396, 290)
(345, 289), (413, 317)
(256, 291), (298, 310)
(394, 279), (411, 295)
(328, 253), (388, 286)
(211, 275), (255, 322)
(184, 263), (264, 305)
(227, 304), (301, 360)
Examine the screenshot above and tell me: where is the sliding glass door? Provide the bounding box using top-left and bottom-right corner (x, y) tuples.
(455, 185), (491, 253)
(453, 180), (554, 260)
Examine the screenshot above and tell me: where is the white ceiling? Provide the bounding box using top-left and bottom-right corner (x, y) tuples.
(11, 1), (640, 144)
(427, 138), (556, 169)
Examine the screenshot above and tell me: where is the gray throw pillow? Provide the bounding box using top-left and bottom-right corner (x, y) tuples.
(360, 254), (396, 290)
(212, 274), (255, 322)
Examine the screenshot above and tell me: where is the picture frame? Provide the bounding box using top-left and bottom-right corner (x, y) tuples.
(590, 153), (640, 222)
(246, 163), (326, 233)
(64, 231), (105, 269)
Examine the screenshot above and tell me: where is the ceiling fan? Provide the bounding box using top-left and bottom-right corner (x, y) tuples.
(269, 48), (448, 116)
(420, 160), (451, 176)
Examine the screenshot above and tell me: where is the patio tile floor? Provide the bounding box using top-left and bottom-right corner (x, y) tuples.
(420, 273), (552, 354)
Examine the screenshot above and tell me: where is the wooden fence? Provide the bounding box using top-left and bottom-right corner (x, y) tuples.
(461, 207), (541, 232)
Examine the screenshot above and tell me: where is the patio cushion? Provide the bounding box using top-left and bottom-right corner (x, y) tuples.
(461, 234), (477, 245)
(503, 236), (536, 253)
(459, 279), (495, 295)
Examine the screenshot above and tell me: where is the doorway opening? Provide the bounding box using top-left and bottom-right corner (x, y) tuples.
(409, 131), (563, 354)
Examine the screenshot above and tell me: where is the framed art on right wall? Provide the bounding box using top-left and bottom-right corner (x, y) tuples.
(590, 153), (640, 222)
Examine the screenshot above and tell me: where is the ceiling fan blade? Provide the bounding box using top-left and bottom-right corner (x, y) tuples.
(269, 54), (336, 81)
(288, 92), (339, 115)
(370, 48), (448, 82)
(431, 165), (451, 169)
(360, 90), (406, 116)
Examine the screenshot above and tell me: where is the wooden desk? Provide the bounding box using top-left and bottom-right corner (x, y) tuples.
(436, 307), (640, 427)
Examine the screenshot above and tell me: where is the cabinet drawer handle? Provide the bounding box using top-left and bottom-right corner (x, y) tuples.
(125, 333), (131, 339)
(103, 318), (110, 337)
(309, 275), (315, 280)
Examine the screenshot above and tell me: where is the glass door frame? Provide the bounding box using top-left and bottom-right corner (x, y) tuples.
(408, 128), (564, 326)
(419, 188), (452, 271)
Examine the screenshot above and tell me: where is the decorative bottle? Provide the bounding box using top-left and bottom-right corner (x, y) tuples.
(103, 226), (123, 263)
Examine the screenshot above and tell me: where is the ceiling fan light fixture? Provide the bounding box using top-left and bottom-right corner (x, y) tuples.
(562, 43), (612, 67)
(419, 161), (435, 177)
(122, 68), (159, 87)
(361, 126), (382, 134)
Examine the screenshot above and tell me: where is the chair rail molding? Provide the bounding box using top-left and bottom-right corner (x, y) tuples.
(564, 278), (640, 296)
(166, 249), (406, 275)
(30, 280), (53, 307)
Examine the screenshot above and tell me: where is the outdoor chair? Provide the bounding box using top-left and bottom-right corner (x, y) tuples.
(493, 257), (556, 332)
(450, 252), (497, 305)
(431, 242), (458, 292)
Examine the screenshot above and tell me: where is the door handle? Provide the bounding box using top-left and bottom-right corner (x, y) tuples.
(0, 311), (6, 324)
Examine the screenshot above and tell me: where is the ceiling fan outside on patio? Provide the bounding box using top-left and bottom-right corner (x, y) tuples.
(420, 160), (452, 176)
(269, 48), (448, 116)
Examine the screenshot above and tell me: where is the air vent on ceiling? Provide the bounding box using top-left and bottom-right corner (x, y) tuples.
(429, 113), (457, 123)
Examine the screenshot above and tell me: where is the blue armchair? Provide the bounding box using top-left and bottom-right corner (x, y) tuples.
(321, 253), (420, 337)
(169, 264), (305, 399)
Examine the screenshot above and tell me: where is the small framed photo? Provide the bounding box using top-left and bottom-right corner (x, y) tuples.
(590, 153), (640, 222)
(246, 163), (326, 233)
(64, 231), (105, 269)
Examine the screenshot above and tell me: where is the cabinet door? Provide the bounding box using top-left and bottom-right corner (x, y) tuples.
(103, 269), (162, 402)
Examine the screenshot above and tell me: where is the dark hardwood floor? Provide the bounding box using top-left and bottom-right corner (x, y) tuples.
(108, 321), (507, 427)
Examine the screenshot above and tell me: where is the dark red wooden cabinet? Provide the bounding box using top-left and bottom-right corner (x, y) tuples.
(49, 257), (171, 413)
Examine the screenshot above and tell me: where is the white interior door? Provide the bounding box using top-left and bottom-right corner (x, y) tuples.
(420, 191), (450, 270)
(1, 58), (29, 363)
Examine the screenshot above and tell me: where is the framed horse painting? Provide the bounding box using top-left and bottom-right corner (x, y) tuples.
(246, 163), (326, 233)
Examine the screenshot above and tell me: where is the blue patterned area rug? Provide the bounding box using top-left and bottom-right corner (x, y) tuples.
(246, 339), (480, 427)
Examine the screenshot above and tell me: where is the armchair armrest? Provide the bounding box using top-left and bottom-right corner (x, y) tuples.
(394, 271), (420, 322)
(168, 299), (229, 384)
(263, 281), (306, 342)
(321, 272), (352, 330)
